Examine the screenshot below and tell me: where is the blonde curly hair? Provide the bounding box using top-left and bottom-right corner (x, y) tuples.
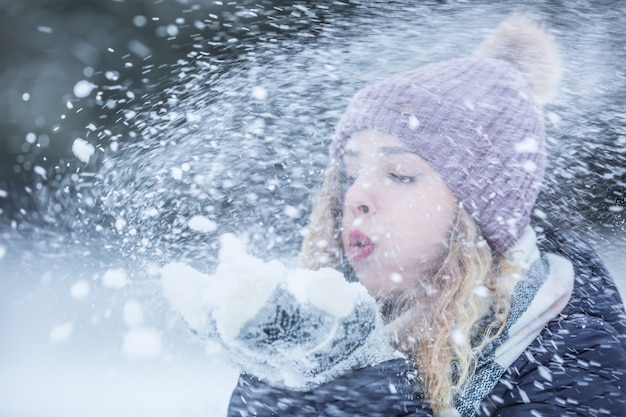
(301, 158), (517, 415)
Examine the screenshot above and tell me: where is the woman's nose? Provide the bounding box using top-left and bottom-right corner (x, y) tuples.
(344, 178), (375, 217)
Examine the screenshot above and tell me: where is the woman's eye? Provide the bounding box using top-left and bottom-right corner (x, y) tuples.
(389, 173), (417, 183)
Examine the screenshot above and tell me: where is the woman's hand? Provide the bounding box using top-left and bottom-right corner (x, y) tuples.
(161, 233), (396, 390)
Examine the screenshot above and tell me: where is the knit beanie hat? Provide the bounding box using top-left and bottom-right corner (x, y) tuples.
(331, 15), (563, 254)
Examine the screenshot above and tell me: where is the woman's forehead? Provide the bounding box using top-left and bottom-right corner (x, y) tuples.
(345, 130), (404, 149)
(343, 131), (424, 161)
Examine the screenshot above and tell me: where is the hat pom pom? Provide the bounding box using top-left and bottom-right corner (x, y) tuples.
(476, 14), (563, 106)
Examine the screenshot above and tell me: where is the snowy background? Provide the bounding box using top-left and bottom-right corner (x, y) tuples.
(1, 1), (625, 416)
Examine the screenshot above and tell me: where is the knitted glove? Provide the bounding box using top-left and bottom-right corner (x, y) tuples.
(161, 234), (396, 390)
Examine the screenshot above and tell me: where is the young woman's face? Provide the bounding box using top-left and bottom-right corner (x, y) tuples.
(341, 130), (458, 298)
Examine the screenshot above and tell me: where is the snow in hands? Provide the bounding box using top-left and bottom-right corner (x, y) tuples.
(160, 233), (396, 390)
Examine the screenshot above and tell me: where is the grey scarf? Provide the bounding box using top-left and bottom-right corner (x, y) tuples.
(454, 232), (574, 417)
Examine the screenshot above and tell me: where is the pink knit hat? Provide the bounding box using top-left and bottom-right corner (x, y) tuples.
(332, 16), (562, 254)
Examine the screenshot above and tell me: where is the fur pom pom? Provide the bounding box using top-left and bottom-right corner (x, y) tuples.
(476, 14), (563, 106)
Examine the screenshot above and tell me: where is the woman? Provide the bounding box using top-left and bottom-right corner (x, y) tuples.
(222, 15), (626, 416)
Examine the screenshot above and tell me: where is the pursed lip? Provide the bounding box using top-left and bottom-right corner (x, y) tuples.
(347, 230), (375, 261)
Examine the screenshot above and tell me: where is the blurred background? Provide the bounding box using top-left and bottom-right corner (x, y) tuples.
(0, 1), (624, 416)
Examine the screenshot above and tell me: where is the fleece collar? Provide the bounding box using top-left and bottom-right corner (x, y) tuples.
(494, 228), (575, 369)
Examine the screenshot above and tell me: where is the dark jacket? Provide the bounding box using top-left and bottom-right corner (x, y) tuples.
(227, 230), (626, 416)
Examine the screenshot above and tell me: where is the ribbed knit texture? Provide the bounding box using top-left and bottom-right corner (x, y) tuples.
(332, 57), (546, 254)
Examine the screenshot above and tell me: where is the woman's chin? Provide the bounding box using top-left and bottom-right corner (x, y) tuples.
(358, 278), (391, 300)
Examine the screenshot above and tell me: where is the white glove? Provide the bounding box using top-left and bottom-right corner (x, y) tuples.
(161, 234), (396, 390)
